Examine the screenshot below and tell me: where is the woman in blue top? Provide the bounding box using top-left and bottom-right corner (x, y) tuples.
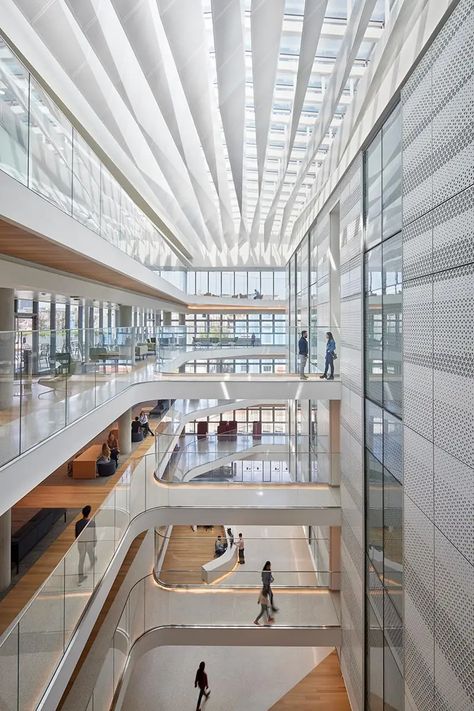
(320, 331), (336, 380)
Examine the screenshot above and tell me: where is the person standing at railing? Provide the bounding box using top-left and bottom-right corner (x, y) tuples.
(237, 532), (245, 563)
(75, 505), (97, 584)
(298, 330), (309, 380)
(227, 527), (234, 547)
(262, 560), (279, 613)
(194, 661), (211, 711)
(319, 331), (336, 380)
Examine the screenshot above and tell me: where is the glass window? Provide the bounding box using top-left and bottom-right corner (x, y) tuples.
(235, 272), (247, 295)
(274, 271), (286, 300)
(29, 79), (73, 213)
(221, 271), (234, 295)
(366, 451), (384, 577)
(365, 245), (383, 404)
(0, 39), (29, 184)
(365, 130), (382, 249)
(260, 271), (273, 298)
(196, 272), (208, 294)
(247, 271), (261, 296)
(208, 272), (221, 295)
(382, 234), (402, 416)
(383, 472), (403, 615)
(366, 400), (383, 463)
(366, 599), (384, 711)
(383, 640), (404, 711)
(187, 271), (196, 294)
(72, 130), (100, 232)
(382, 105), (402, 239)
(383, 411), (403, 483)
(101, 168), (121, 246)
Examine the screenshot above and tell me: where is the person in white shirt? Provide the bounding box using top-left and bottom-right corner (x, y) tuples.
(236, 532), (245, 563)
(139, 410), (154, 437)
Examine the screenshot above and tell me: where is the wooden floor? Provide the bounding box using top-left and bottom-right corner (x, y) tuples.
(269, 650), (351, 710)
(0, 405), (161, 634)
(158, 525), (225, 585)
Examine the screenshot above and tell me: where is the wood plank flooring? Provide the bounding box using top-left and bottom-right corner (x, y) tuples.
(269, 650), (351, 710)
(158, 525), (225, 585)
(0, 407), (161, 634)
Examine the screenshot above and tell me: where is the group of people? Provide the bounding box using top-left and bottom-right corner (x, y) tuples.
(131, 410), (154, 438)
(214, 528), (241, 559)
(193, 558), (279, 708)
(298, 330), (337, 380)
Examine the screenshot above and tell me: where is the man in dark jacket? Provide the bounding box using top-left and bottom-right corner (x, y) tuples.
(298, 330), (308, 379)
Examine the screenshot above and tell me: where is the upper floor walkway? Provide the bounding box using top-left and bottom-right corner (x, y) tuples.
(0, 331), (340, 510)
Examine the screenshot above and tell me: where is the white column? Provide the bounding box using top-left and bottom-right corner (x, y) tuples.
(0, 288), (14, 409)
(0, 509), (11, 591)
(118, 305), (133, 327)
(118, 408), (132, 455)
(119, 305), (135, 366)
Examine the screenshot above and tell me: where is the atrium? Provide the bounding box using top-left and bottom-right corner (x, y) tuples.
(0, 0), (472, 709)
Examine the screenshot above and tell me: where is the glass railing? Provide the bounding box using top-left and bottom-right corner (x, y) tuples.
(0, 36), (179, 269)
(155, 326), (288, 371)
(154, 566), (331, 587)
(0, 444), (340, 710)
(84, 571), (340, 711)
(0, 324), (342, 469)
(155, 433), (337, 484)
(0, 326), (154, 468)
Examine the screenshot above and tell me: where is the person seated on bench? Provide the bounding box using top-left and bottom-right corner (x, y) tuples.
(139, 410), (154, 437)
(107, 432), (120, 466)
(131, 417), (144, 442)
(215, 535), (226, 557)
(97, 443), (111, 465)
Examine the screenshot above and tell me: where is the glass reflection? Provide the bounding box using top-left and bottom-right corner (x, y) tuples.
(0, 39), (29, 183)
(29, 79), (73, 213)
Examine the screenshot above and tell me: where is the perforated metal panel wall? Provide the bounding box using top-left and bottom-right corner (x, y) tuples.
(339, 154), (365, 711)
(402, 1), (474, 708)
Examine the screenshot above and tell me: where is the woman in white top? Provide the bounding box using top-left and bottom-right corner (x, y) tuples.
(139, 410), (154, 437)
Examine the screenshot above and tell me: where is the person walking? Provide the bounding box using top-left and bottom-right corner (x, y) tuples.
(298, 330), (309, 380)
(254, 587), (274, 626)
(75, 505), (97, 584)
(262, 560), (279, 613)
(320, 331), (336, 380)
(194, 661), (210, 710)
(237, 532), (245, 563)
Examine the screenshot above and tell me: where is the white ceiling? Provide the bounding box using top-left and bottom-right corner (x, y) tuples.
(5, 0), (390, 267)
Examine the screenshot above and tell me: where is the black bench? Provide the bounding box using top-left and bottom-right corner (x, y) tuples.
(11, 508), (66, 574)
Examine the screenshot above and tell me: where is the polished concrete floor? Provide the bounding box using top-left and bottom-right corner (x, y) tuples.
(121, 645), (333, 711)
